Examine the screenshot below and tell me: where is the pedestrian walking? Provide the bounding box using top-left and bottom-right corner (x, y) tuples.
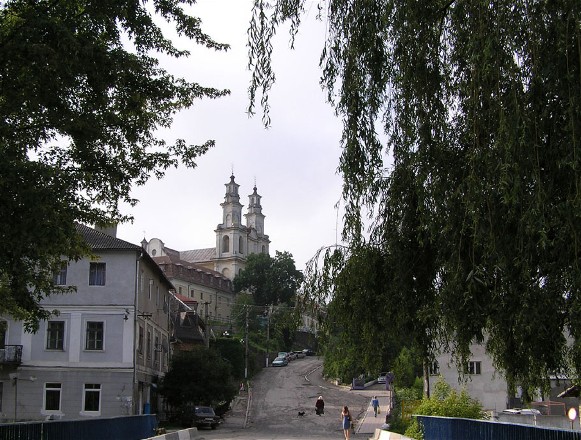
(341, 405), (352, 440)
(371, 395), (380, 417)
(315, 395), (325, 415)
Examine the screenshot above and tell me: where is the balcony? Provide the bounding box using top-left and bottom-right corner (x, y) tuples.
(0, 345), (23, 365)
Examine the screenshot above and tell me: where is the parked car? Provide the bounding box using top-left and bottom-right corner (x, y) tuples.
(302, 349), (316, 356)
(502, 408), (542, 416)
(377, 372), (389, 384)
(272, 356), (288, 367)
(293, 350), (305, 358)
(182, 406), (220, 429)
(278, 351), (290, 361)
(288, 351), (297, 360)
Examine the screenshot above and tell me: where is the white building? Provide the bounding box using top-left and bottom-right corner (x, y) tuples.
(143, 174), (270, 281)
(0, 224), (173, 421)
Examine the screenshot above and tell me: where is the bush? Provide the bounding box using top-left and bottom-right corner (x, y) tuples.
(404, 377), (485, 440)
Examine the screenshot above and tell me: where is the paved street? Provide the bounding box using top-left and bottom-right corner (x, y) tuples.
(190, 356), (392, 439)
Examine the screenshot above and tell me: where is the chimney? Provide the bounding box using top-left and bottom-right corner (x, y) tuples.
(95, 224), (117, 238)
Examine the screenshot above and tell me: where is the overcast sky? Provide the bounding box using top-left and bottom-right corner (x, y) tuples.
(117, 0), (345, 271)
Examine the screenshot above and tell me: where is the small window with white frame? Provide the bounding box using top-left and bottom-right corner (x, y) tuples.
(89, 262), (106, 286)
(82, 383), (101, 414)
(85, 321), (104, 351)
(53, 262), (68, 285)
(43, 382), (62, 412)
(467, 360), (482, 375)
(46, 321), (65, 350)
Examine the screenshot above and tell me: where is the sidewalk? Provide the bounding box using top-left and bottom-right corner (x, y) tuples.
(353, 391), (391, 435)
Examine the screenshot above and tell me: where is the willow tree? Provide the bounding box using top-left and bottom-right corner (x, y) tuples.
(0, 0), (229, 328)
(249, 0), (581, 394)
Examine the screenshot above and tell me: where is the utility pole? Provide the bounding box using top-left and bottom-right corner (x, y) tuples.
(266, 307), (270, 368)
(244, 305), (249, 379)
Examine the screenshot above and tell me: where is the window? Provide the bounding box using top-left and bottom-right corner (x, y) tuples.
(85, 322), (104, 350)
(53, 262), (67, 285)
(467, 361), (482, 375)
(200, 292), (204, 300)
(162, 336), (168, 368)
(0, 320), (6, 349)
(138, 326), (144, 355)
(0, 383), (3, 412)
(44, 383), (61, 412)
(46, 321), (64, 350)
(148, 279), (153, 299)
(154, 335), (160, 367)
(156, 286), (159, 305)
(239, 236), (244, 254)
(147, 330), (152, 360)
(89, 263), (106, 286)
(428, 361), (440, 376)
(222, 235), (230, 252)
(83, 384), (101, 412)
(178, 286), (182, 295)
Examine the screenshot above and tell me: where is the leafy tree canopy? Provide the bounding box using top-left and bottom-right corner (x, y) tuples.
(160, 347), (237, 408)
(0, 0), (229, 329)
(233, 251), (303, 307)
(248, 0), (581, 393)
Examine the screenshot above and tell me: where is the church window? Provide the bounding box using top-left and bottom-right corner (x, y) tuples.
(222, 236), (230, 252)
(239, 237), (244, 254)
(261, 245), (266, 253)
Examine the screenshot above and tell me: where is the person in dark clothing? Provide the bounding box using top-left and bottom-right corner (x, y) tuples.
(315, 395), (325, 415)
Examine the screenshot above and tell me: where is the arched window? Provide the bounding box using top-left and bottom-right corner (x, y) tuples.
(261, 245), (266, 253)
(239, 236), (244, 254)
(222, 236), (230, 252)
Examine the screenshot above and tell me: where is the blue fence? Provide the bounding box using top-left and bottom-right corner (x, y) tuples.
(0, 414), (157, 440)
(418, 416), (581, 440)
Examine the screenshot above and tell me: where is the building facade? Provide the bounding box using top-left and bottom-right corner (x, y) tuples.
(143, 174), (270, 281)
(0, 224), (173, 421)
(141, 174), (270, 326)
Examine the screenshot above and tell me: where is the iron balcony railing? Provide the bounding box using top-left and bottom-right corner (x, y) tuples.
(0, 345), (23, 365)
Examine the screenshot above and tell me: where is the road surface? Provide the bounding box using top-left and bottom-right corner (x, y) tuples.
(194, 356), (376, 439)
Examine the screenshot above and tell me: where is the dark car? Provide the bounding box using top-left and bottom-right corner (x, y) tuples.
(184, 406), (220, 429)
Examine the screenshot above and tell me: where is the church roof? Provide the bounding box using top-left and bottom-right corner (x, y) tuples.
(180, 248), (215, 263)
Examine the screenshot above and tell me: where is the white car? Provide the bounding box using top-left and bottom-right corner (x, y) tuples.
(272, 356), (288, 367)
(502, 408), (541, 416)
(377, 372), (389, 384)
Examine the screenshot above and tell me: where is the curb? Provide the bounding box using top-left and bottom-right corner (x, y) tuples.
(143, 427), (199, 440)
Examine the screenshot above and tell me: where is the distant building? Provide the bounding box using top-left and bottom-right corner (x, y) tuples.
(0, 224), (172, 421)
(142, 174), (271, 325)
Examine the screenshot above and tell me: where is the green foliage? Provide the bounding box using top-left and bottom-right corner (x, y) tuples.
(249, 0), (581, 392)
(234, 251), (303, 307)
(404, 377), (485, 440)
(211, 338), (245, 380)
(387, 385), (423, 434)
(392, 348), (420, 389)
(160, 347), (237, 408)
(0, 0), (229, 329)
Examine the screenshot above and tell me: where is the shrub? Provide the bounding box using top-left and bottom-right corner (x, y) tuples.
(404, 377), (485, 440)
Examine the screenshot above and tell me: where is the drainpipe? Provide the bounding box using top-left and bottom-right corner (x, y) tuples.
(133, 253), (142, 415)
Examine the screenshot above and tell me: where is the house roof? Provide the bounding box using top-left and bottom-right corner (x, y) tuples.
(76, 223), (142, 250)
(180, 248), (215, 263)
(76, 223), (175, 290)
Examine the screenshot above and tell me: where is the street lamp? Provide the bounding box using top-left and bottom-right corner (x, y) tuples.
(9, 373), (37, 422)
(568, 407), (577, 430)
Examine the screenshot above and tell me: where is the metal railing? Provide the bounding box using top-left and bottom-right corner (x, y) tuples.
(418, 415), (581, 440)
(0, 345), (22, 365)
(0, 414), (157, 440)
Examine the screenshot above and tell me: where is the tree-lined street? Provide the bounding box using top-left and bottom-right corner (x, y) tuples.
(195, 356), (374, 439)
